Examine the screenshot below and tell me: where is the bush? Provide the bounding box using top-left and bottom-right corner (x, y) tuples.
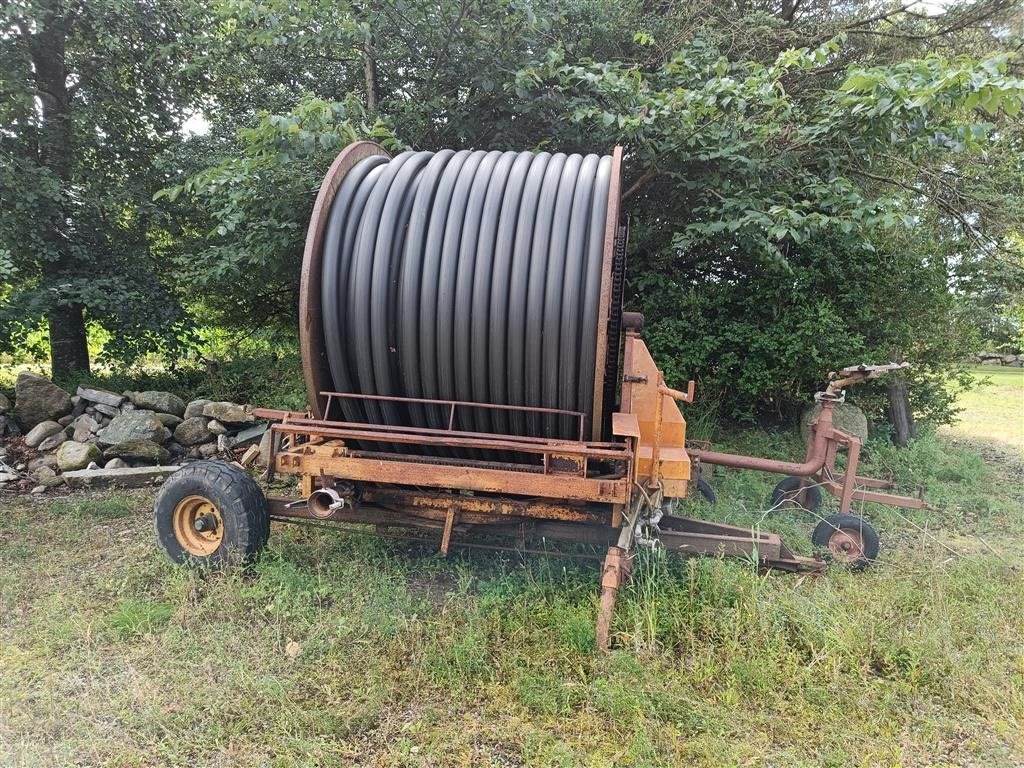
(637, 235), (977, 428)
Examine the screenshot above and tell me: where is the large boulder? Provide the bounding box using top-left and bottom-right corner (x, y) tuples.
(173, 416), (214, 446)
(14, 372), (72, 428)
(800, 402), (869, 445)
(24, 420), (64, 449)
(96, 411), (166, 447)
(56, 441), (102, 472)
(202, 401), (254, 426)
(103, 439), (171, 464)
(129, 391), (186, 417)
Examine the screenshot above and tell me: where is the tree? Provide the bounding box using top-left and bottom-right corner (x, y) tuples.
(0, 0), (210, 378)
(162, 0), (1023, 433)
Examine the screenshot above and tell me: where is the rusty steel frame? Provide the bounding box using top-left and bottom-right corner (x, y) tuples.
(688, 364), (932, 514)
(256, 326), (831, 652)
(300, 141), (392, 419)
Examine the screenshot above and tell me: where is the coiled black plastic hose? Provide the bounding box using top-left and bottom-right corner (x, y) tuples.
(320, 149), (614, 443)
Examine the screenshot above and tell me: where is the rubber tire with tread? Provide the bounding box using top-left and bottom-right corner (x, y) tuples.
(770, 475), (822, 513)
(154, 461), (269, 565)
(811, 512), (879, 570)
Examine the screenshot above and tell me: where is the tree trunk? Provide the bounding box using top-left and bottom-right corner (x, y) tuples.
(885, 376), (916, 447)
(26, 10), (91, 379)
(363, 37), (379, 112)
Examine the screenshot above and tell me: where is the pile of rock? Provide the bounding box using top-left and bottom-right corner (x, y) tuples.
(971, 352), (1023, 366)
(0, 371), (269, 493)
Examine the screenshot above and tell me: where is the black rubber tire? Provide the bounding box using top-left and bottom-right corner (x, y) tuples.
(811, 513), (880, 570)
(153, 461), (269, 566)
(770, 475), (823, 513)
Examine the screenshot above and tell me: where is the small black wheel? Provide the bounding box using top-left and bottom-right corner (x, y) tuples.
(811, 513), (879, 570)
(770, 475), (822, 513)
(695, 474), (716, 504)
(154, 460), (269, 565)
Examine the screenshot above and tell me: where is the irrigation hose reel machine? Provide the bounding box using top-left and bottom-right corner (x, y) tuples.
(153, 142), (933, 650)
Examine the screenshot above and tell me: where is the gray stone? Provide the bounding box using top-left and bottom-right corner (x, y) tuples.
(57, 414), (74, 427)
(1001, 354), (1017, 364)
(27, 455), (58, 472)
(0, 392), (10, 414)
(93, 403), (119, 417)
(184, 399), (212, 420)
(97, 411), (166, 447)
(33, 466), (65, 488)
(104, 458), (129, 469)
(63, 465), (182, 489)
(258, 428), (273, 467)
(38, 431), (66, 451)
(14, 372), (72, 428)
(56, 441), (102, 472)
(980, 357), (1002, 366)
(231, 422), (268, 448)
(75, 386), (125, 408)
(0, 471), (19, 483)
(198, 442), (219, 458)
(130, 391), (186, 417)
(103, 439), (171, 464)
(208, 419), (228, 435)
(72, 414), (98, 442)
(25, 420), (63, 448)
(30, 485), (47, 495)
(173, 417), (214, 446)
(154, 413), (183, 428)
(800, 402), (869, 445)
(120, 402), (136, 413)
(201, 401), (254, 426)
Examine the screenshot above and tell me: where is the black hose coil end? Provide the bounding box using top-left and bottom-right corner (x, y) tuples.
(319, 147), (616, 450)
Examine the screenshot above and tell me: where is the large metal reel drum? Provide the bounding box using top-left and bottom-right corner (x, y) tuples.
(299, 141), (624, 445)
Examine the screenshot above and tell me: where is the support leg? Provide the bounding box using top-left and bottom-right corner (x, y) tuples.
(596, 546), (631, 652)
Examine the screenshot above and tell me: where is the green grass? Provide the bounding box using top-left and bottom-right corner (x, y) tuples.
(1, 376), (1023, 766)
(939, 365), (1024, 459)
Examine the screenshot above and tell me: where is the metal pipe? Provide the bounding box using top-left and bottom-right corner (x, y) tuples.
(688, 403), (835, 477)
(307, 487), (346, 519)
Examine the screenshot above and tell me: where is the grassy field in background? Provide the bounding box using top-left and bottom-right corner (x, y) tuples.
(939, 365), (1024, 459)
(1, 372), (1022, 766)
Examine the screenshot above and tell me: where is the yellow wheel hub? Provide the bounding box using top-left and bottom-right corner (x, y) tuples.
(172, 495), (225, 556)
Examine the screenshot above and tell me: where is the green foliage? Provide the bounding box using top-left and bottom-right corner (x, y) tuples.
(519, 41), (1022, 266)
(643, 235), (978, 424)
(109, 598), (175, 639)
(0, 0), (213, 367)
(5, 0), (1024, 431)
(157, 96), (399, 327)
